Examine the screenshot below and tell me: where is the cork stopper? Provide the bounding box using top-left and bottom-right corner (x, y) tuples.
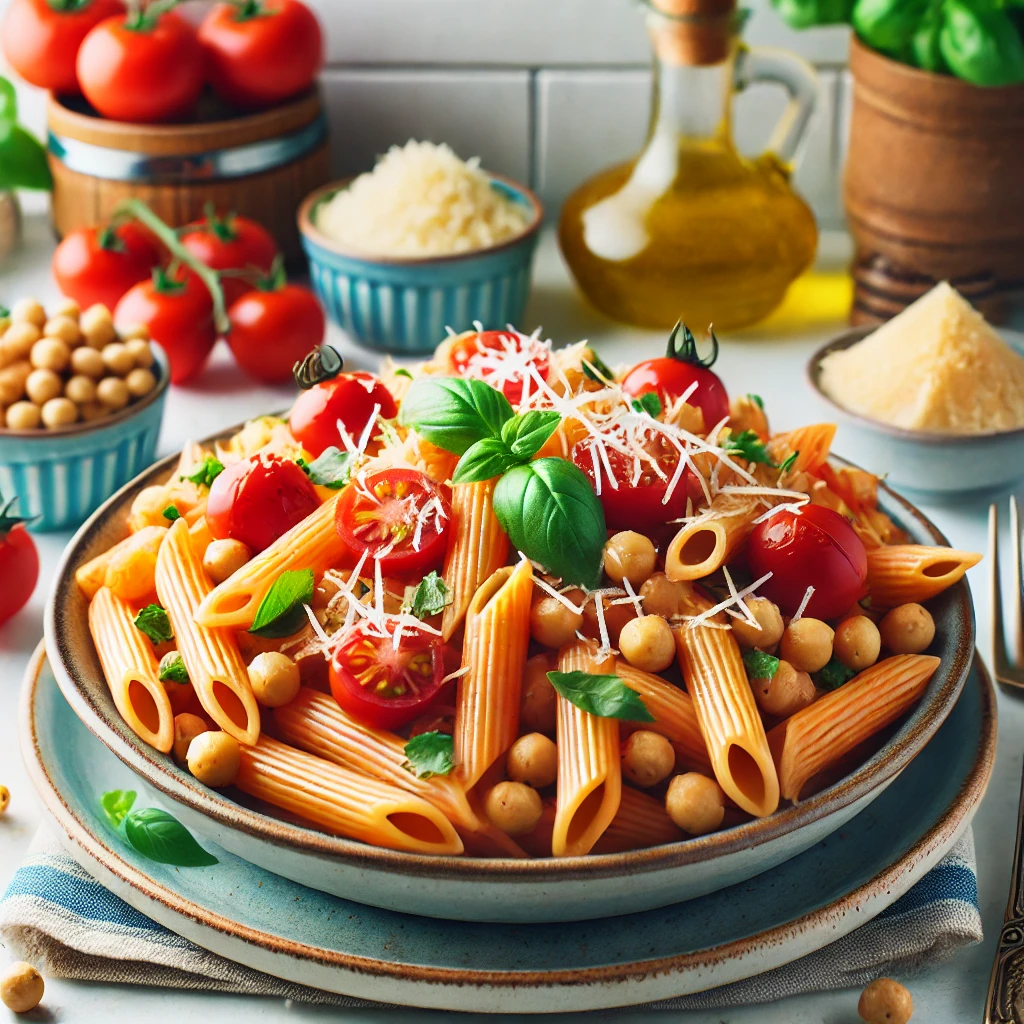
(646, 0), (736, 67)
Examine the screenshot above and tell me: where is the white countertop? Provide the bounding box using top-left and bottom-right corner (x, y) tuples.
(0, 209), (1018, 1024)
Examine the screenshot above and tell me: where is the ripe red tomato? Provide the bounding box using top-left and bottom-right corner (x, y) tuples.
(77, 11), (204, 123)
(448, 329), (550, 406)
(0, 0), (122, 94)
(290, 371), (397, 458)
(622, 323), (729, 432)
(747, 505), (868, 621)
(334, 468), (450, 579)
(114, 268), (216, 384)
(198, 0), (323, 110)
(206, 454), (320, 554)
(329, 621), (450, 731)
(52, 222), (161, 312)
(0, 495), (39, 627)
(180, 212), (279, 307)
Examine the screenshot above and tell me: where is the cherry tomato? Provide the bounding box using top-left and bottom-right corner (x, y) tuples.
(622, 323), (730, 432)
(0, 494), (39, 627)
(52, 222), (161, 312)
(329, 621), (450, 731)
(77, 11), (204, 123)
(747, 505), (868, 621)
(114, 267), (216, 384)
(290, 371), (397, 458)
(448, 329), (550, 406)
(0, 0), (122, 94)
(206, 454), (320, 554)
(180, 212), (279, 306)
(334, 468), (450, 579)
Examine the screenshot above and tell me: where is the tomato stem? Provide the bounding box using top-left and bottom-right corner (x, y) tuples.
(96, 224), (126, 253)
(293, 345), (344, 390)
(123, 0), (180, 32)
(201, 201), (238, 243)
(665, 320), (719, 369)
(0, 493), (37, 536)
(45, 0), (96, 11)
(226, 0), (271, 21)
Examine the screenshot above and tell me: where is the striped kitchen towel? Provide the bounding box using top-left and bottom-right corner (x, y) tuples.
(0, 827), (982, 1010)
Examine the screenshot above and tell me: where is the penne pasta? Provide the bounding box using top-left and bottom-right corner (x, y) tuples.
(865, 545), (981, 607)
(76, 525), (167, 600)
(767, 423), (836, 475)
(592, 785), (683, 854)
(664, 499), (758, 582)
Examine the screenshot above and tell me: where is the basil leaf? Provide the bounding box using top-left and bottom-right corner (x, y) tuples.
(582, 349), (614, 384)
(101, 789), (137, 829)
(393, 367), (413, 379)
(399, 377), (514, 456)
(158, 651), (189, 684)
(749, 393), (764, 410)
(300, 446), (354, 489)
(402, 731), (455, 779)
(408, 571), (450, 618)
(726, 429), (776, 467)
(452, 437), (518, 484)
(816, 656), (857, 691)
(742, 648), (780, 681)
(185, 455), (225, 489)
(249, 569), (314, 638)
(500, 409), (561, 461)
(631, 392), (662, 418)
(493, 458), (606, 589)
(162, 504), (181, 522)
(123, 807), (219, 867)
(134, 604), (173, 644)
(547, 671), (655, 723)
(778, 451), (799, 474)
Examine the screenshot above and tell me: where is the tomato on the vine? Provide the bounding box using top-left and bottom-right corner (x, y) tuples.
(747, 505), (868, 620)
(448, 329), (550, 406)
(621, 322), (730, 432)
(180, 210), (279, 306)
(334, 468), (450, 579)
(206, 454), (320, 554)
(0, 493), (39, 627)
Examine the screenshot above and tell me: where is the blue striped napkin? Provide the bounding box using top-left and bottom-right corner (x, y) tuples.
(0, 827), (982, 1010)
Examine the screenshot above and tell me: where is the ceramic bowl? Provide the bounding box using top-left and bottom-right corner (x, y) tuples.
(808, 327), (1024, 502)
(297, 176), (542, 355)
(0, 346), (168, 531)
(44, 428), (975, 923)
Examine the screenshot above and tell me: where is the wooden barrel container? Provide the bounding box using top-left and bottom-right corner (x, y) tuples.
(47, 89), (331, 263)
(844, 37), (1024, 325)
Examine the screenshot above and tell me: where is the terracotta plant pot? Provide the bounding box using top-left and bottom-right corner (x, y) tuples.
(844, 36), (1024, 325)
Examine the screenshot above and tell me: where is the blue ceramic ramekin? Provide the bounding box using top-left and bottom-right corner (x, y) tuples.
(0, 348), (168, 531)
(298, 176), (542, 355)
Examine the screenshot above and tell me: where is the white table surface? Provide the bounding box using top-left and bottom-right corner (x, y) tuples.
(0, 208), (1019, 1024)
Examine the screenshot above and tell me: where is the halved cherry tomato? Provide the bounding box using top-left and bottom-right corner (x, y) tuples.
(334, 468), (450, 579)
(180, 211), (279, 307)
(329, 621), (450, 731)
(448, 329), (550, 406)
(290, 371), (397, 458)
(206, 454), (320, 554)
(747, 505), (868, 620)
(622, 323), (729, 432)
(0, 493), (39, 627)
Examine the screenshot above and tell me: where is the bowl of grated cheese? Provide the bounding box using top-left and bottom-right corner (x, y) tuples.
(298, 141), (542, 355)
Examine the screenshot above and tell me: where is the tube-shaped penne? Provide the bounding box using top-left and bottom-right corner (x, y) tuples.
(664, 500), (758, 582)
(768, 654), (940, 802)
(195, 492), (345, 629)
(454, 559), (533, 791)
(88, 587), (174, 752)
(155, 518), (260, 746)
(441, 479), (509, 641)
(76, 525), (168, 600)
(767, 423), (836, 475)
(236, 736), (464, 855)
(865, 545), (981, 607)
(552, 642), (622, 857)
(592, 785), (683, 854)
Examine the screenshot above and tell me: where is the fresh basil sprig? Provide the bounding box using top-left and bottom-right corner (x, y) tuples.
(101, 789), (137, 829)
(185, 455), (225, 489)
(500, 409), (561, 460)
(451, 410), (561, 484)
(399, 377), (514, 455)
(742, 648), (780, 681)
(249, 569), (314, 638)
(547, 670), (655, 722)
(815, 656), (857, 691)
(134, 604), (173, 644)
(299, 446), (355, 489)
(402, 731), (456, 779)
(101, 791), (218, 867)
(406, 571), (450, 618)
(158, 651), (189, 684)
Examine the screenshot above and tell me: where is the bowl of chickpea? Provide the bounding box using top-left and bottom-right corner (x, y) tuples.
(0, 296), (168, 531)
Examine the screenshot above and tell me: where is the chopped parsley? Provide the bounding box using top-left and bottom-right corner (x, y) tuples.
(162, 504), (181, 522)
(134, 604), (173, 645)
(158, 652), (189, 684)
(406, 571), (450, 619)
(631, 392), (663, 418)
(403, 731), (455, 778)
(742, 648), (780, 681)
(184, 455), (225, 489)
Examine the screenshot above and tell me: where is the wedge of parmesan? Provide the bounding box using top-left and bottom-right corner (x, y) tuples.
(819, 282), (1024, 434)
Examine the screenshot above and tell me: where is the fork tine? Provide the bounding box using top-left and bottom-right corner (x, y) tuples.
(1012, 495), (1023, 665)
(991, 502), (1011, 678)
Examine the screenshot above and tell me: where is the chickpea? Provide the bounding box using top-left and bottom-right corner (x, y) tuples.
(0, 360), (31, 405)
(622, 730), (675, 787)
(41, 396), (79, 428)
(10, 296), (46, 328)
(172, 713), (207, 764)
(834, 615), (881, 670)
(484, 780), (543, 836)
(79, 401), (108, 422)
(2, 321), (41, 359)
(0, 784), (8, 813)
(43, 314), (81, 346)
(666, 772), (726, 835)
(126, 367), (157, 397)
(203, 538), (251, 583)
(530, 591), (584, 648)
(582, 594), (638, 647)
(24, 368), (62, 405)
(119, 322), (151, 342)
(96, 375), (130, 410)
(125, 337), (154, 367)
(618, 614), (676, 672)
(0, 961), (44, 1014)
(879, 603), (935, 655)
(640, 572), (690, 618)
(858, 978), (913, 1024)
(603, 531), (657, 588)
(780, 617), (834, 673)
(521, 653), (557, 734)
(248, 652), (301, 707)
(70, 344), (106, 378)
(187, 731), (241, 787)
(730, 597), (785, 650)
(81, 303), (116, 348)
(52, 296), (80, 320)
(30, 337), (70, 373)
(752, 659), (816, 718)
(506, 732), (558, 788)
(5, 401), (40, 430)
(102, 341), (136, 377)
(65, 373), (97, 405)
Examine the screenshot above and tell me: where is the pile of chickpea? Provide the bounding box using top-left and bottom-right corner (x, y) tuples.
(0, 297), (158, 431)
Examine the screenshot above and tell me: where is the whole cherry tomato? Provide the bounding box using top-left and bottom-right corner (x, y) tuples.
(0, 0), (122, 95)
(77, 10), (204, 123)
(334, 468), (450, 579)
(747, 505), (868, 621)
(447, 329), (550, 406)
(198, 0), (323, 110)
(0, 492), (39, 627)
(180, 210), (279, 306)
(114, 267), (216, 384)
(52, 221), (160, 312)
(621, 322), (730, 433)
(207, 454), (320, 553)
